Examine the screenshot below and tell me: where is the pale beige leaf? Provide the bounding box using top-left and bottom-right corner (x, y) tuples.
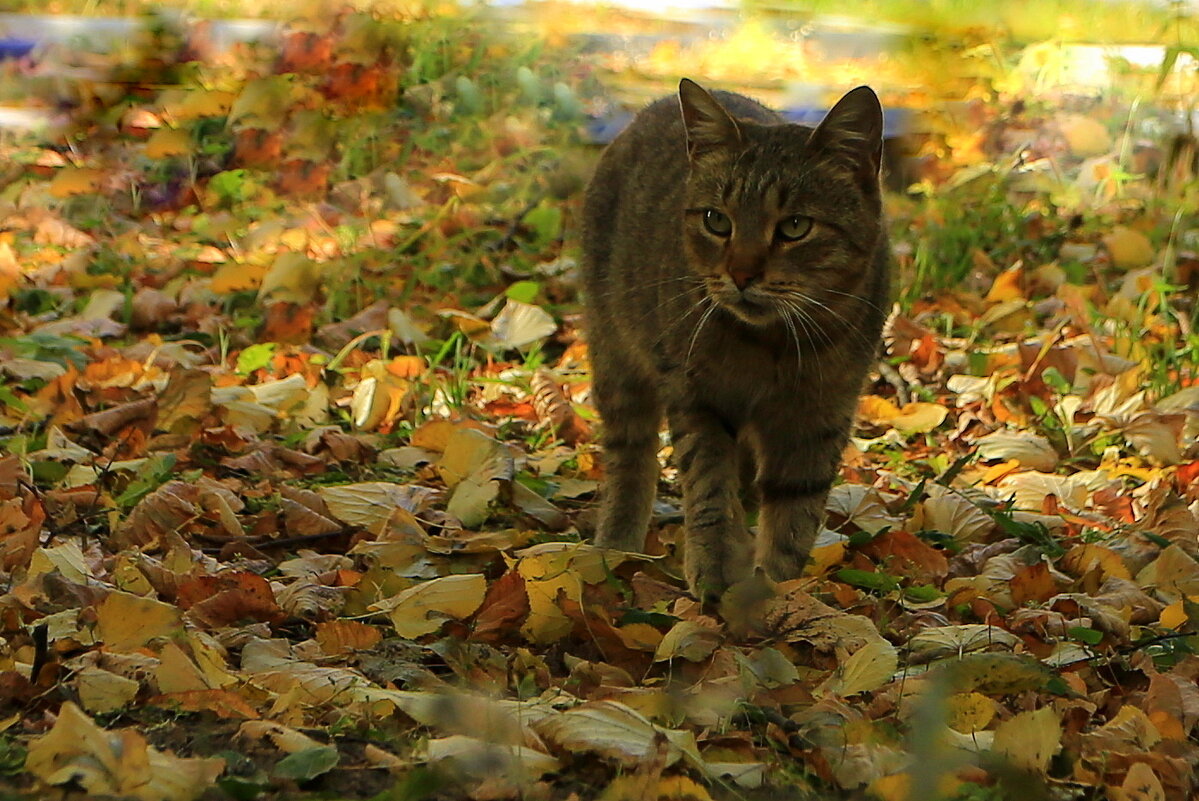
(424, 735), (560, 778)
(75, 666), (139, 714)
(908, 624), (1020, 660)
(489, 299), (556, 350)
(653, 620), (721, 663)
(974, 430), (1058, 470)
(532, 701), (703, 771)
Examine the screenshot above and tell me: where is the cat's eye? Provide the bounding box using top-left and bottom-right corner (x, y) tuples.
(776, 215), (813, 242)
(702, 209), (732, 237)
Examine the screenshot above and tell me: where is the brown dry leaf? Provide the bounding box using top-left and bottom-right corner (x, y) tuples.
(471, 569), (531, 643)
(858, 529), (948, 583)
(177, 572), (285, 628)
(25, 702), (224, 801)
(764, 588), (884, 651)
(531, 368), (592, 445)
(0, 498), (43, 570)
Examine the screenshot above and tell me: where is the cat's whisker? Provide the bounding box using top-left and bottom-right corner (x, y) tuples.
(821, 287), (888, 315)
(685, 298), (718, 369)
(798, 293), (880, 354)
(776, 303), (804, 378)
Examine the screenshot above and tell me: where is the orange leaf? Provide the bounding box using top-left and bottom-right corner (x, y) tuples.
(315, 620), (382, 655)
(150, 689), (260, 720)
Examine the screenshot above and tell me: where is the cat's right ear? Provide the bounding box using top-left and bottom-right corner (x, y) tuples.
(679, 79), (742, 160)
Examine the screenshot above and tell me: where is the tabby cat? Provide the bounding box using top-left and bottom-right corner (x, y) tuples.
(582, 79), (890, 600)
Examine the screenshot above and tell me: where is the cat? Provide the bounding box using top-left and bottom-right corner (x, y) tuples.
(582, 79), (890, 601)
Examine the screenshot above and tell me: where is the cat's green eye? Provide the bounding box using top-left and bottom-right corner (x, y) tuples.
(702, 209), (732, 237)
(776, 215), (813, 242)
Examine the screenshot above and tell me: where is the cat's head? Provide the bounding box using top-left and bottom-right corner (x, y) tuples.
(678, 79), (884, 327)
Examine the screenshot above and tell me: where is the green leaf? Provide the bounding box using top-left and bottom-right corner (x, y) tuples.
(217, 776), (267, 801)
(115, 453), (178, 509)
(835, 569), (901, 593)
(1068, 626), (1103, 645)
(272, 745), (340, 782)
(236, 343), (276, 375)
(505, 280), (541, 304)
(524, 201), (562, 248)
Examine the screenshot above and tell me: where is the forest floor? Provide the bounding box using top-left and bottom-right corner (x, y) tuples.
(0, 2), (1197, 800)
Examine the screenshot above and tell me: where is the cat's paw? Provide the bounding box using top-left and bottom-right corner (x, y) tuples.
(685, 535), (753, 604)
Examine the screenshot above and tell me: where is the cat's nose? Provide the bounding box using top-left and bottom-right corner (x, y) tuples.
(729, 269), (760, 290)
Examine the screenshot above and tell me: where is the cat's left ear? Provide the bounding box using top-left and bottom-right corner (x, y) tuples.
(678, 78), (742, 160)
(809, 86), (884, 185)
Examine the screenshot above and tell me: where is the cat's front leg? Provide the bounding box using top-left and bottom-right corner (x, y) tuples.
(669, 406), (753, 600)
(752, 424), (847, 580)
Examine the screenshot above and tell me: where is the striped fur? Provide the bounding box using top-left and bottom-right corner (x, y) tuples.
(583, 80), (890, 602)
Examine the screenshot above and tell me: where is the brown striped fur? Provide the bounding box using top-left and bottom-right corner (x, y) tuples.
(583, 79), (890, 601)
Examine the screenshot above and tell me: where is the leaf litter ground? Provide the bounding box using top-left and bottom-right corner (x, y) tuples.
(0, 3), (1197, 800)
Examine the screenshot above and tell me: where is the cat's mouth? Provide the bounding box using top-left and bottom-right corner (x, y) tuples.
(711, 285), (778, 325)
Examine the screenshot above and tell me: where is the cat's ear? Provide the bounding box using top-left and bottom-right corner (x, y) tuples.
(678, 78), (742, 159)
(809, 86), (884, 184)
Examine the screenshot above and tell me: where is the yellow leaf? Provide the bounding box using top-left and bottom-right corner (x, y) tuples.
(991, 706), (1061, 774)
(144, 128), (193, 159)
(161, 88), (237, 121)
(890, 402), (948, 434)
(210, 260), (269, 294)
(985, 264), (1025, 302)
(1159, 599), (1187, 629)
(859, 396), (946, 433)
(96, 591), (184, 652)
(1103, 226), (1155, 269)
(1059, 113), (1111, 157)
(655, 774), (714, 800)
(945, 692), (995, 733)
(1061, 544), (1131, 581)
(822, 637), (898, 697)
(49, 167), (104, 198)
(373, 573), (487, 638)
